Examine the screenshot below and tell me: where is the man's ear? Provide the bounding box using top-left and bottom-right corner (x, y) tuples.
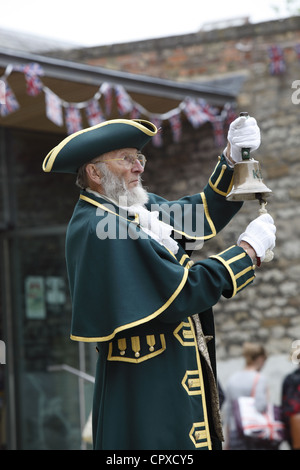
(85, 163), (102, 185)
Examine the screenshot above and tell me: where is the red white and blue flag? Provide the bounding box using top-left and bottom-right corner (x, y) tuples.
(268, 45), (286, 75)
(115, 85), (133, 115)
(85, 99), (105, 126)
(13, 62), (44, 96)
(65, 106), (82, 134)
(101, 82), (113, 116)
(0, 81), (20, 116)
(198, 99), (217, 122)
(45, 88), (63, 127)
(183, 98), (203, 128)
(24, 63), (44, 96)
(169, 113), (182, 143)
(212, 115), (225, 147)
(151, 117), (163, 147)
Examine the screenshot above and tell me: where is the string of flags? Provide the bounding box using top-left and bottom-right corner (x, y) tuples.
(0, 62), (236, 147)
(0, 42), (298, 145)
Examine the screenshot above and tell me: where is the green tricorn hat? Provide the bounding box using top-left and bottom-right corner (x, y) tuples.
(42, 119), (158, 174)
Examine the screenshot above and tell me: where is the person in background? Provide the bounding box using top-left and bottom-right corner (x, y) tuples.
(224, 342), (278, 450)
(281, 350), (300, 450)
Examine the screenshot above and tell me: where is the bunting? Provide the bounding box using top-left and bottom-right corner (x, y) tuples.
(45, 87), (63, 127)
(85, 99), (105, 126)
(268, 45), (286, 75)
(169, 113), (182, 143)
(13, 62), (44, 96)
(1, 34), (299, 148)
(0, 61), (245, 145)
(0, 80), (5, 105)
(101, 82), (113, 116)
(115, 85), (133, 115)
(183, 98), (205, 128)
(23, 63), (44, 96)
(151, 117), (163, 147)
(65, 105), (82, 134)
(0, 80), (19, 116)
(212, 116), (225, 147)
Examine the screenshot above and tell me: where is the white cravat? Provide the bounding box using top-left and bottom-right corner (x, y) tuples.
(86, 188), (179, 254)
(122, 204), (179, 255)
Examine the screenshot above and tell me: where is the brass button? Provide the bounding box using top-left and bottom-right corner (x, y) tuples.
(135, 352), (140, 358)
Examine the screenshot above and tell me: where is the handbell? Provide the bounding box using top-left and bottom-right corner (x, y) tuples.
(226, 112), (272, 202)
(226, 158), (272, 201)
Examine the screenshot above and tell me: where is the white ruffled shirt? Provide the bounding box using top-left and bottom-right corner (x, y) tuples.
(86, 189), (179, 254)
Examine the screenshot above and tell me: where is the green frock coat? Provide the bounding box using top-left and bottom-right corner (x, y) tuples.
(65, 155), (256, 450)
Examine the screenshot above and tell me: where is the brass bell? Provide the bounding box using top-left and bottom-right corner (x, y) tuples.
(226, 112), (272, 202)
(226, 158), (272, 201)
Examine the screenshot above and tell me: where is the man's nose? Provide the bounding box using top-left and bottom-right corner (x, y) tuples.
(132, 158), (144, 173)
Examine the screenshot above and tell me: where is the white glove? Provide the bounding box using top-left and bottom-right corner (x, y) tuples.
(225, 115), (261, 164)
(237, 214), (276, 262)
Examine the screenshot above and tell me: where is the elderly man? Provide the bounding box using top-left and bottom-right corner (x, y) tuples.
(43, 117), (275, 450)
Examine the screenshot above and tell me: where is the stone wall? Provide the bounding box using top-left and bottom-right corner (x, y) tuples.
(53, 18), (300, 363)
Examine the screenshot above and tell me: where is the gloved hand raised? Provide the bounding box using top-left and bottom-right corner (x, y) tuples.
(237, 214), (276, 262)
(225, 115), (261, 165)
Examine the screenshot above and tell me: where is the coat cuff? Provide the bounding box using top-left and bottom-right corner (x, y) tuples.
(208, 154), (234, 197)
(210, 245), (255, 298)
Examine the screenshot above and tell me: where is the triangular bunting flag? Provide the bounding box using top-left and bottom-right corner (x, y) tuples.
(45, 88), (63, 127)
(65, 106), (82, 134)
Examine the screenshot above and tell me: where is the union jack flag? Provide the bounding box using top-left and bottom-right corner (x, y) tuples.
(268, 45), (286, 75)
(184, 98), (201, 128)
(223, 102), (238, 127)
(212, 115), (225, 147)
(65, 106), (82, 134)
(169, 113), (182, 143)
(101, 82), (113, 116)
(0, 81), (19, 116)
(198, 99), (217, 122)
(115, 85), (133, 116)
(85, 99), (105, 126)
(0, 80), (6, 105)
(14, 62), (44, 96)
(45, 88), (63, 127)
(184, 98), (214, 128)
(151, 117), (163, 147)
(24, 63), (44, 96)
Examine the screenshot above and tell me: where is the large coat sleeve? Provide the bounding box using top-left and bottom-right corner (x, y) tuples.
(146, 154), (242, 252)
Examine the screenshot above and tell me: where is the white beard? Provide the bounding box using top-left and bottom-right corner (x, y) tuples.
(98, 163), (149, 207)
(91, 163), (179, 254)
